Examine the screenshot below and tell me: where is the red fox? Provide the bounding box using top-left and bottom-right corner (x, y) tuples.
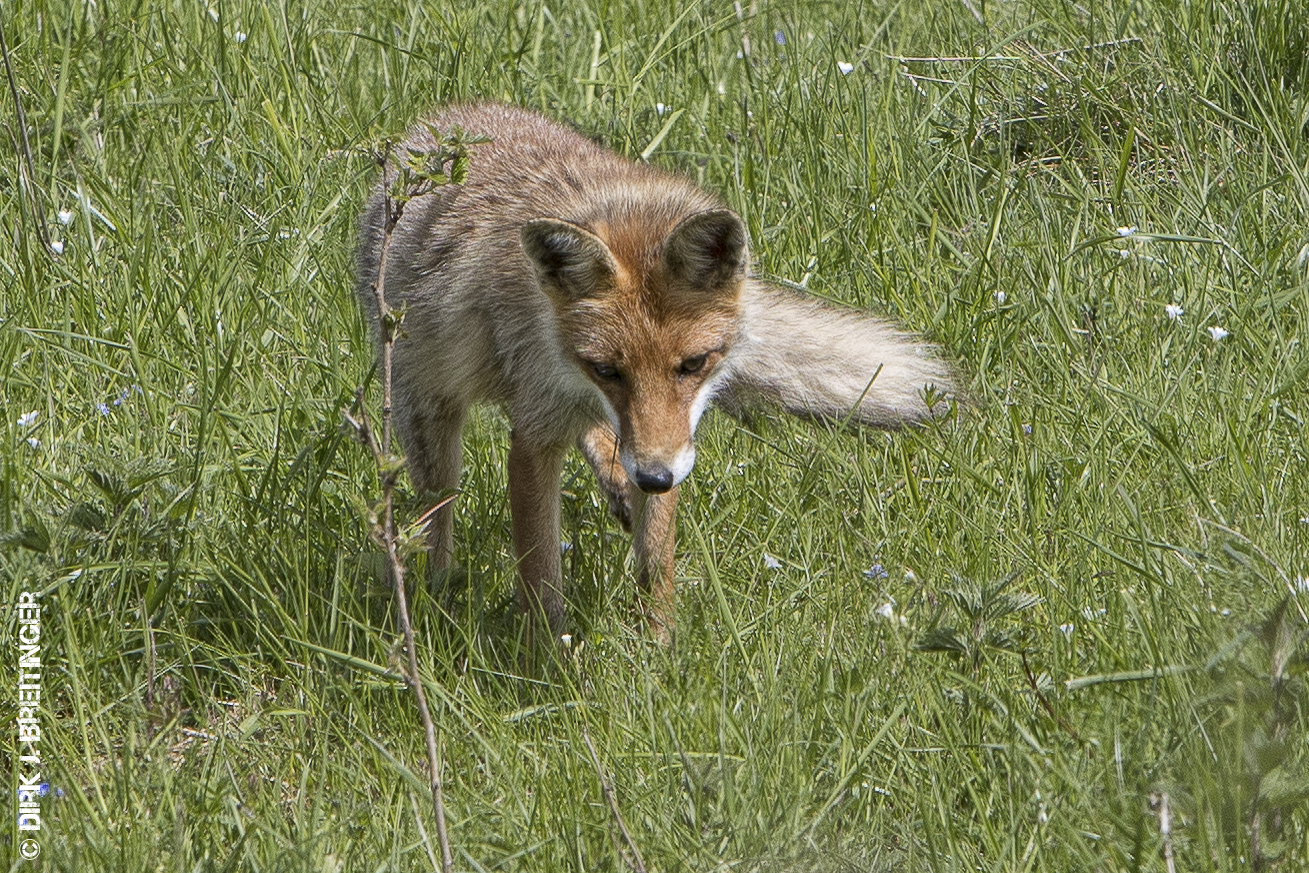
(357, 103), (955, 643)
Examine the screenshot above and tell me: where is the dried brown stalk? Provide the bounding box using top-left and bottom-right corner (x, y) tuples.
(346, 149), (454, 873)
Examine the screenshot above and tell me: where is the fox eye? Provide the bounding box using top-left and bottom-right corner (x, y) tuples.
(590, 361), (622, 382)
(679, 354), (709, 376)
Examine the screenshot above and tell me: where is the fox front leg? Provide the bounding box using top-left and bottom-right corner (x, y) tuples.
(508, 432), (568, 643)
(632, 487), (678, 644)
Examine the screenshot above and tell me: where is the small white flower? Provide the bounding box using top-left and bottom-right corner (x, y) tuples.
(1116, 226), (1138, 237)
(50, 240), (64, 254)
(875, 602), (896, 620)
(904, 569), (917, 583)
(763, 553), (781, 570)
(995, 290), (1007, 305)
(17, 411), (38, 428)
(235, 31), (247, 43)
(1058, 623), (1074, 639)
(58, 209), (75, 225)
(27, 437), (40, 449)
(837, 61), (854, 75)
(655, 102), (668, 115)
(1165, 303), (1183, 320)
(1208, 325), (1229, 341)
(559, 633), (573, 649)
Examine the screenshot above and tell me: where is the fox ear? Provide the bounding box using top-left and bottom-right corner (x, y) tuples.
(662, 209), (748, 293)
(521, 219), (619, 301)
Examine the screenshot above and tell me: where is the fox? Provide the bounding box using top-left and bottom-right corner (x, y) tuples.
(356, 102), (955, 644)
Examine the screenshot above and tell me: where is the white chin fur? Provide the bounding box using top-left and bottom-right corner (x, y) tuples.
(669, 443), (696, 485)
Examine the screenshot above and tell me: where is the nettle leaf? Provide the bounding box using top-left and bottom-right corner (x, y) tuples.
(67, 502), (107, 532)
(1, 519), (51, 554)
(88, 467), (133, 506)
(1260, 768), (1309, 810)
(993, 591), (1042, 619)
(945, 583), (983, 619)
(1259, 598), (1309, 682)
(915, 627), (969, 655)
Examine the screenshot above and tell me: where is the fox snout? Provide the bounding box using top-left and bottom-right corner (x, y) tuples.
(621, 440), (695, 494)
(631, 464), (676, 494)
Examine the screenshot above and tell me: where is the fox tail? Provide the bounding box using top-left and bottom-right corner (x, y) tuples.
(718, 281), (958, 427)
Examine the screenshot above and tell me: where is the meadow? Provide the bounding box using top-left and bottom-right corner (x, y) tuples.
(2, 0), (1308, 869)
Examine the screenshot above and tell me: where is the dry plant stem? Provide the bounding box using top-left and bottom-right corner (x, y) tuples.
(1021, 651), (1081, 741)
(369, 177), (454, 873)
(583, 725), (648, 873)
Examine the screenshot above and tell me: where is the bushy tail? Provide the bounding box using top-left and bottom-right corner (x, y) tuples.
(718, 281), (957, 427)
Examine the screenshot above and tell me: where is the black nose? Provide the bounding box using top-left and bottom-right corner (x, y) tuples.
(633, 466), (675, 494)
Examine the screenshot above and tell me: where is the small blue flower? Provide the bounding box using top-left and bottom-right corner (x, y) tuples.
(39, 782), (50, 797)
(97, 402), (111, 415)
(774, 30), (786, 45)
(864, 563), (888, 580)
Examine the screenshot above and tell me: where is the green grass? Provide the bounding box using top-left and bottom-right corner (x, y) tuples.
(3, 0), (1308, 869)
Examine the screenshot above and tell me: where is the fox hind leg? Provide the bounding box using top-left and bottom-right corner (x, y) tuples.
(397, 399), (467, 575)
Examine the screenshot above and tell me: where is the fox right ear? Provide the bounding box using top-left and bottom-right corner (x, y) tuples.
(521, 219), (619, 301)
(662, 209), (748, 294)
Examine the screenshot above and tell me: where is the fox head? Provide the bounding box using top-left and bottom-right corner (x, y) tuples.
(522, 208), (748, 494)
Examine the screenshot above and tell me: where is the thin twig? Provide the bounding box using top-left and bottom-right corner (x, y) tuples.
(0, 16), (53, 255)
(583, 725), (647, 873)
(348, 148), (455, 873)
(1021, 651), (1081, 741)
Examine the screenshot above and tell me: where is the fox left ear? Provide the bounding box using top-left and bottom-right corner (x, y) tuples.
(662, 209), (748, 294)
